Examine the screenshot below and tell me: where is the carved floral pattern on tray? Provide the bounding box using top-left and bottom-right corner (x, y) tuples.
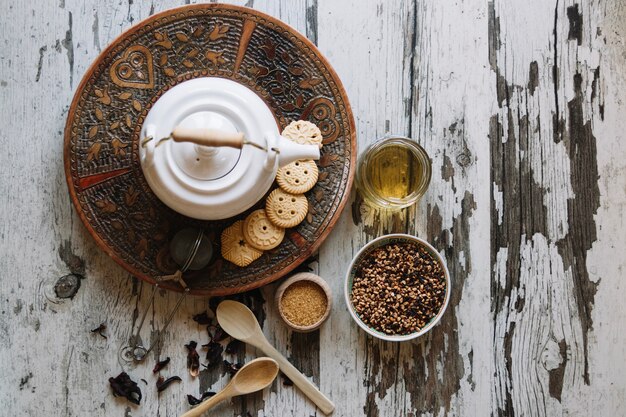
(65, 5), (355, 295)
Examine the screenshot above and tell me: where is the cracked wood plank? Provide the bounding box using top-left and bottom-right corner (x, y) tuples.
(320, 0), (492, 416)
(489, 0), (626, 416)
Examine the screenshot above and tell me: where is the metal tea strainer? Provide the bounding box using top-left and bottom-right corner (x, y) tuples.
(119, 228), (212, 364)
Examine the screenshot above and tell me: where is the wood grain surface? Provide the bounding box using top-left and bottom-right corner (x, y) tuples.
(0, 0), (624, 416)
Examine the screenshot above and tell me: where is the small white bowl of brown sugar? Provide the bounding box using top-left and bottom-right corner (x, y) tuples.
(345, 234), (450, 342)
(275, 272), (332, 332)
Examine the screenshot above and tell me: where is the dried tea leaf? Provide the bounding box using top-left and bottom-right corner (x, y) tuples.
(88, 125), (98, 138)
(185, 341), (200, 378)
(132, 100), (142, 112)
(109, 372), (142, 405)
(156, 375), (181, 393)
(118, 92), (132, 100)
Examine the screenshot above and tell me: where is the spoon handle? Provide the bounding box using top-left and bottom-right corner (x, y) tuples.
(180, 391), (229, 417)
(260, 341), (335, 415)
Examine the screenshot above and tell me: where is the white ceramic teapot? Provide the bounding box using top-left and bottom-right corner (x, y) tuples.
(139, 77), (320, 220)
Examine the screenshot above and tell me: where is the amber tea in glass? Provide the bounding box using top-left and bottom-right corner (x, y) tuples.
(356, 137), (431, 209)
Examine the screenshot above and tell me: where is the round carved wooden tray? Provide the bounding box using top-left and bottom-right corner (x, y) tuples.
(64, 4), (355, 296)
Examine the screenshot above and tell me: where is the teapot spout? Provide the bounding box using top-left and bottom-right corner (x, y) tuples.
(274, 134), (320, 167)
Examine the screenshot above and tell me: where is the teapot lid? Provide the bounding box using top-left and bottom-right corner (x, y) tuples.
(139, 77), (280, 220)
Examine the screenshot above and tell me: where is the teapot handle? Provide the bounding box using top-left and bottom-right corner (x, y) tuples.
(171, 127), (245, 149)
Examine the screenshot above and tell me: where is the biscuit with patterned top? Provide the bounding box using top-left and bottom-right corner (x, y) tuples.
(221, 220), (263, 267)
(276, 159), (319, 194)
(265, 189), (308, 228)
(282, 120), (323, 149)
(243, 209), (285, 251)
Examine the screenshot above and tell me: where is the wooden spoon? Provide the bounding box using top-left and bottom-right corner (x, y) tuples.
(179, 357), (279, 417)
(217, 300), (335, 415)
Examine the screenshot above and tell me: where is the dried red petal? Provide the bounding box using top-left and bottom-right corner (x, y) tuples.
(152, 357), (170, 374)
(109, 372), (142, 405)
(185, 341), (200, 377)
(156, 375), (182, 392)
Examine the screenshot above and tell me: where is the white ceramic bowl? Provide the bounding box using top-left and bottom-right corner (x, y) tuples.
(344, 234), (451, 342)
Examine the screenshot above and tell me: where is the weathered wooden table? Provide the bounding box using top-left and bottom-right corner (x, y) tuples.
(1, 1), (625, 416)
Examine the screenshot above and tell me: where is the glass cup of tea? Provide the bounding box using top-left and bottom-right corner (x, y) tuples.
(356, 136), (431, 209)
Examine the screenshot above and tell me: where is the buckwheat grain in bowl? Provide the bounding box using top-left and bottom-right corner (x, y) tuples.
(344, 234), (450, 342)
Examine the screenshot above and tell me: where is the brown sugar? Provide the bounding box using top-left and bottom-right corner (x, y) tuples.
(280, 281), (328, 326)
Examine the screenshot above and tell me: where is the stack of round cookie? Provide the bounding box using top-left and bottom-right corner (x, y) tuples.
(221, 121), (323, 267)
